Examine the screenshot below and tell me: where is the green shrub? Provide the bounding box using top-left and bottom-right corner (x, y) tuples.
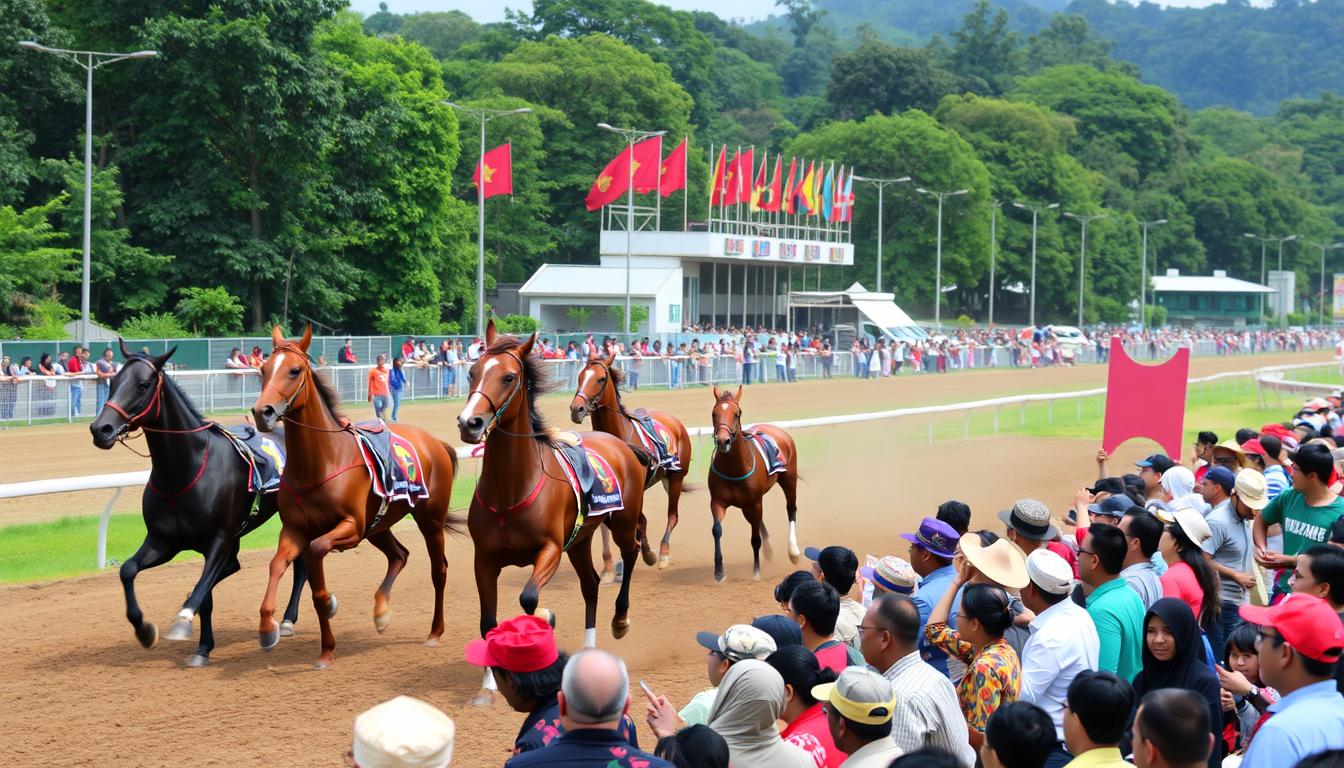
(375, 303), (444, 335)
(19, 298), (72, 339)
(176, 287), (243, 335)
(497, 313), (540, 334)
(566, 307), (593, 330)
(119, 312), (192, 338)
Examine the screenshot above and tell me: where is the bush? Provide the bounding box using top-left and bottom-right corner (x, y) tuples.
(0, 323), (18, 340)
(607, 304), (649, 334)
(1143, 304), (1167, 328)
(375, 303), (444, 335)
(497, 313), (540, 334)
(120, 312), (193, 338)
(1285, 311), (1309, 328)
(176, 287), (243, 335)
(566, 307), (593, 330)
(954, 314), (975, 328)
(19, 298), (72, 339)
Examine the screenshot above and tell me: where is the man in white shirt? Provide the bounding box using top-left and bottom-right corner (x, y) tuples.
(1019, 549), (1101, 768)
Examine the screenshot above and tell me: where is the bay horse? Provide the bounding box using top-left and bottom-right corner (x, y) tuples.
(250, 326), (459, 669)
(458, 321), (656, 704)
(89, 341), (306, 667)
(569, 352), (693, 569)
(706, 385), (801, 582)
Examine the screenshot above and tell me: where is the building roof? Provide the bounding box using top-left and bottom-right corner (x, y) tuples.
(519, 264), (678, 297)
(789, 282), (927, 341)
(1150, 269), (1274, 294)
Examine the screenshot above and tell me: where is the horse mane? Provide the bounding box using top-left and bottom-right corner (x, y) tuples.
(129, 355), (206, 423)
(488, 335), (555, 441)
(308, 365), (345, 419)
(606, 363), (635, 419)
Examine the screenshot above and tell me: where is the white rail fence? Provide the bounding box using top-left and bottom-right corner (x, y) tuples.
(1, 360), (1337, 572)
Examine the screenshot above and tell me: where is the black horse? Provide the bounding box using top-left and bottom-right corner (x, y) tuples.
(90, 341), (305, 666)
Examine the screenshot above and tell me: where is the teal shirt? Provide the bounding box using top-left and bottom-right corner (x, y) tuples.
(1086, 578), (1145, 682)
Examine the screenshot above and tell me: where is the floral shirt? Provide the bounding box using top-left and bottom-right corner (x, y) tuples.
(925, 622), (1021, 733)
(515, 694), (640, 755)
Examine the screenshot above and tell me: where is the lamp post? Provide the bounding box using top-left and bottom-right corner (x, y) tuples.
(444, 102), (531, 338)
(1246, 233), (1298, 323)
(18, 41), (157, 346)
(989, 200), (1001, 326)
(849, 174), (910, 293)
(598, 123), (666, 338)
(1013, 200), (1059, 328)
(916, 187), (969, 329)
(1063, 211), (1108, 326)
(1305, 240), (1344, 327)
(1138, 219), (1167, 329)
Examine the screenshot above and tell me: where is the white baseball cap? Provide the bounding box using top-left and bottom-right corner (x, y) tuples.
(352, 696), (455, 768)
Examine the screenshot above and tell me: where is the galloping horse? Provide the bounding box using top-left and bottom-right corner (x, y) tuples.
(90, 341), (305, 666)
(250, 326), (459, 668)
(706, 385), (801, 582)
(569, 352), (693, 569)
(458, 321), (655, 704)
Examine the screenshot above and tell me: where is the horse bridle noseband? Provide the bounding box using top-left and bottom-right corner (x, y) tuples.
(468, 349), (527, 440)
(713, 402), (743, 446)
(574, 359), (612, 418)
(103, 357), (165, 437)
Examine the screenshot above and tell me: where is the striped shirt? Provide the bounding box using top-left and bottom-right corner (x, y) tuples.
(882, 652), (976, 768)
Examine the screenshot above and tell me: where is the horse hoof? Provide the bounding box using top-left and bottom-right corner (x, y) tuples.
(374, 610), (391, 633)
(314, 658), (332, 670)
(642, 550), (658, 567)
(259, 627), (280, 651)
(536, 608), (557, 629)
(136, 622), (159, 649)
(612, 618), (631, 640)
(753, 571), (762, 582)
(279, 620), (295, 638)
(326, 594), (339, 619)
(614, 561), (625, 581)
(788, 548), (800, 565)
(469, 689), (496, 708)
(714, 571), (726, 584)
(424, 637), (442, 648)
(658, 556), (671, 570)
(185, 653), (210, 668)
(164, 618), (193, 642)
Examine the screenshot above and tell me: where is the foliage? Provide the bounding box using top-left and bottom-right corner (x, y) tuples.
(566, 306), (594, 330)
(1143, 304), (1167, 329)
(496, 313), (541, 334)
(947, 0), (1023, 96)
(375, 303), (445, 335)
(0, 195), (78, 330)
(176, 287), (243, 336)
(393, 11), (482, 59)
(826, 38), (962, 118)
(119, 312), (193, 339)
(18, 298), (72, 339)
(607, 304), (649, 334)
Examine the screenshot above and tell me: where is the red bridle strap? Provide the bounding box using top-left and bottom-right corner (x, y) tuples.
(146, 443), (211, 509)
(105, 362), (164, 427)
(473, 471), (547, 550)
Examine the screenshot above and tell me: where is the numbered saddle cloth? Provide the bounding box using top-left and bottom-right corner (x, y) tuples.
(630, 408), (681, 473)
(220, 424), (286, 494)
(554, 438), (624, 517)
(745, 428), (788, 476)
(353, 419), (429, 506)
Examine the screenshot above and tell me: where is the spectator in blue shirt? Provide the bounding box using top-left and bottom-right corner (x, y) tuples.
(900, 516), (962, 677)
(388, 356), (406, 422)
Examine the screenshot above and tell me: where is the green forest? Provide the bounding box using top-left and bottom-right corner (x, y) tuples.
(1, 0), (1342, 337)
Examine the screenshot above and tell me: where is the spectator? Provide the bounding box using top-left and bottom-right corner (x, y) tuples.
(765, 645), (844, 767)
(350, 695), (455, 768)
(890, 750), (961, 768)
(1135, 455), (1177, 501)
(508, 648), (669, 768)
(1080, 524), (1146, 681)
(811, 666), (903, 767)
(94, 348), (118, 414)
(693, 659), (813, 768)
(35, 352), (55, 418)
(389, 356), (406, 422)
(1254, 442), (1344, 599)
(857, 593), (974, 766)
(858, 556), (917, 602)
(1062, 670), (1135, 768)
(368, 354), (390, 421)
(1203, 469), (1264, 653)
(1129, 599), (1222, 768)
(680, 624), (778, 726)
(1197, 465), (1235, 521)
(1159, 508), (1219, 635)
(982, 701), (1058, 768)
(1236, 595), (1344, 768)
(805, 545), (864, 646)
(0, 354), (18, 420)
(401, 336), (415, 359)
(1192, 431), (1219, 484)
(752, 614), (804, 649)
(654, 725), (730, 768)
(937, 500), (973, 537)
(789, 580), (864, 673)
(1290, 544), (1344, 693)
(900, 517), (962, 676)
(999, 498), (1058, 554)
(1215, 623), (1276, 755)
(1211, 440), (1247, 472)
(66, 345), (85, 417)
(225, 347), (248, 369)
(1131, 689), (1214, 768)
(775, 571), (815, 610)
(247, 345), (264, 368)
(1019, 549), (1100, 768)
(1119, 510), (1166, 610)
(1254, 434), (1291, 499)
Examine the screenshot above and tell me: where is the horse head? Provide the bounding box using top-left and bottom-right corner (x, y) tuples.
(458, 318), (534, 444)
(710, 384), (744, 453)
(251, 324), (313, 432)
(569, 351), (616, 424)
(89, 340), (176, 449)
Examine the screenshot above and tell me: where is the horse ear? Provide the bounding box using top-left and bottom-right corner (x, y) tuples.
(272, 326), (285, 347)
(604, 351), (616, 366)
(298, 324), (312, 353)
(518, 332), (536, 359)
(118, 337), (133, 359)
(712, 384), (721, 400)
(153, 346), (177, 370)
(734, 385), (743, 403)
(485, 318), (498, 345)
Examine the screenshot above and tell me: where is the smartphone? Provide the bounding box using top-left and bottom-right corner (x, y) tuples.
(639, 679), (657, 700)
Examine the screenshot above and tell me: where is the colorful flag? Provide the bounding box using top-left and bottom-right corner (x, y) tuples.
(796, 161), (817, 215)
(709, 146), (728, 206)
(761, 155), (783, 213)
(780, 157), (798, 215)
(725, 148), (754, 206)
(749, 150), (769, 212)
(472, 143), (513, 199)
(820, 163), (835, 221)
(630, 136), (663, 194)
(840, 168), (855, 223)
(585, 145), (632, 212)
(657, 137), (688, 197)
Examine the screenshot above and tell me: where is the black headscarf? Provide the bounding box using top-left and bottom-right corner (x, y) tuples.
(1130, 597), (1223, 768)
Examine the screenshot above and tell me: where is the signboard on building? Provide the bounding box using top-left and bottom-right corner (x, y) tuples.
(804, 245), (821, 261)
(780, 244), (797, 260)
(668, 304), (681, 324)
(1334, 274), (1344, 321)
(828, 247), (844, 264)
(724, 238), (744, 255)
(751, 240), (771, 258)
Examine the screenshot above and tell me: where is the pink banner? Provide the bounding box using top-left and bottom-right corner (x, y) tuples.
(1102, 337), (1189, 460)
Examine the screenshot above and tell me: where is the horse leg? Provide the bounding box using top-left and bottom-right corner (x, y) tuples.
(638, 508), (657, 568)
(120, 534), (181, 649)
(187, 592), (219, 667)
(258, 525), (305, 650)
(280, 554), (308, 637)
(710, 497), (729, 583)
(521, 541), (564, 620)
(165, 535), (238, 642)
(658, 472), (685, 569)
(566, 538), (601, 648)
(779, 470), (801, 564)
(366, 528), (411, 634)
(412, 509), (449, 646)
(471, 551), (503, 708)
(610, 512), (640, 639)
(305, 547), (340, 669)
(747, 500), (765, 581)
(598, 526), (615, 584)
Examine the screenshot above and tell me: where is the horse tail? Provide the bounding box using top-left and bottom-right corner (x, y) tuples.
(440, 441), (460, 477)
(439, 441), (466, 535)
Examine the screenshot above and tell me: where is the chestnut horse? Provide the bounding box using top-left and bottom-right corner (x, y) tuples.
(458, 321), (655, 703)
(569, 352), (693, 569)
(250, 326), (459, 668)
(706, 385), (801, 582)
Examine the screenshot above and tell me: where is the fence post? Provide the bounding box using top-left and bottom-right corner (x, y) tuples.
(928, 416), (934, 445)
(994, 405), (1000, 434)
(96, 487), (123, 569)
(1048, 400), (1053, 425)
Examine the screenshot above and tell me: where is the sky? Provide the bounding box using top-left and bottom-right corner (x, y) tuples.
(346, 0), (1264, 24)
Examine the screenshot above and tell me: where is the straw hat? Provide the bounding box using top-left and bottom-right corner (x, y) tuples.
(960, 536), (1029, 590)
(352, 696), (455, 768)
(1172, 507), (1213, 547)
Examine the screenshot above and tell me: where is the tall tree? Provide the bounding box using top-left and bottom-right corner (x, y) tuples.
(947, 0), (1024, 96)
(826, 39), (962, 118)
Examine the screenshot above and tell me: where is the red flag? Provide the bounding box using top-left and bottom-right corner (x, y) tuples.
(780, 157), (798, 215)
(631, 136), (663, 194)
(749, 151), (768, 212)
(585, 146), (632, 212)
(472, 143), (513, 199)
(761, 155), (783, 213)
(709, 146), (728, 206)
(829, 166), (845, 223)
(725, 148), (754, 205)
(657, 138), (687, 197)
(1102, 337), (1190, 459)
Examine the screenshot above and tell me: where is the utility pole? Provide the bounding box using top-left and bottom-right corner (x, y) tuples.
(1064, 211), (1109, 326)
(849, 175), (910, 293)
(917, 187), (970, 329)
(1013, 200), (1059, 328)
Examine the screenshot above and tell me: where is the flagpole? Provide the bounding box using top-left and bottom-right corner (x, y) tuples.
(655, 135), (662, 232)
(707, 142), (714, 232)
(684, 136), (689, 232)
(598, 123), (666, 339)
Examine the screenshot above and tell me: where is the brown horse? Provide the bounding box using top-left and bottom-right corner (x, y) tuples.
(706, 385), (801, 582)
(457, 321), (655, 703)
(569, 352), (693, 569)
(250, 326), (459, 668)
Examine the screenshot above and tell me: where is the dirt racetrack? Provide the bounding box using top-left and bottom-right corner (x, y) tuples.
(0, 349), (1329, 767)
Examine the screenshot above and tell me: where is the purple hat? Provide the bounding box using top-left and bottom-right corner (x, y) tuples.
(899, 517), (960, 559)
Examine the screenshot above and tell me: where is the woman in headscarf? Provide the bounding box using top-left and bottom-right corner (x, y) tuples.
(1150, 466), (1210, 516)
(1129, 598), (1223, 768)
(705, 659), (814, 768)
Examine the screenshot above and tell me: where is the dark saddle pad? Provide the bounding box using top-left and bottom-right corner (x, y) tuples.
(630, 409), (680, 473)
(221, 424), (286, 494)
(555, 438), (624, 515)
(746, 430), (787, 476)
(353, 419), (429, 506)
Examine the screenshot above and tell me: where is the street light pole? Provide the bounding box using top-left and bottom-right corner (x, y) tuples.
(850, 175), (910, 293)
(1013, 200), (1059, 328)
(18, 41), (157, 347)
(444, 102), (532, 338)
(1245, 233), (1273, 326)
(917, 187), (969, 330)
(1139, 219), (1167, 329)
(1305, 240), (1344, 327)
(598, 123), (666, 338)
(989, 200), (1001, 326)
(1064, 211), (1109, 326)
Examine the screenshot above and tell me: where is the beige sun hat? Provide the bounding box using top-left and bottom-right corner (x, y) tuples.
(352, 696), (455, 768)
(960, 536), (1029, 590)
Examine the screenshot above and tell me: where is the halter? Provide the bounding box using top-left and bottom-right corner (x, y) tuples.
(709, 401), (755, 482)
(468, 349), (527, 441)
(573, 359), (612, 418)
(103, 357), (164, 432)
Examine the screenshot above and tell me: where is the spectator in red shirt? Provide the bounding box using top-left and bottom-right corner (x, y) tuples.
(368, 355), (390, 420)
(766, 646), (844, 767)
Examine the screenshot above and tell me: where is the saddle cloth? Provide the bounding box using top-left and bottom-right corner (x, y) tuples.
(353, 420), (429, 507)
(630, 409), (681, 473)
(745, 428), (788, 476)
(554, 438), (624, 517)
(220, 424), (286, 494)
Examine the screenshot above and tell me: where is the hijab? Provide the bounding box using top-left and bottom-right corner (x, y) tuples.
(1162, 466), (1196, 499)
(1133, 598), (1223, 768)
(706, 660), (813, 768)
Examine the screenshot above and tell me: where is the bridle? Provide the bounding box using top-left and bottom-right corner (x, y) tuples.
(102, 357), (164, 436)
(710, 398), (757, 482)
(262, 342), (349, 434)
(712, 399), (743, 447)
(467, 349), (528, 440)
(573, 359), (612, 418)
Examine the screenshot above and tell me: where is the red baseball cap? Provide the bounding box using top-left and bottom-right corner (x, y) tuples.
(464, 615), (559, 673)
(1240, 594), (1344, 664)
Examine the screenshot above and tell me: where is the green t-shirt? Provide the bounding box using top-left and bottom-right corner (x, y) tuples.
(1260, 488), (1344, 591)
